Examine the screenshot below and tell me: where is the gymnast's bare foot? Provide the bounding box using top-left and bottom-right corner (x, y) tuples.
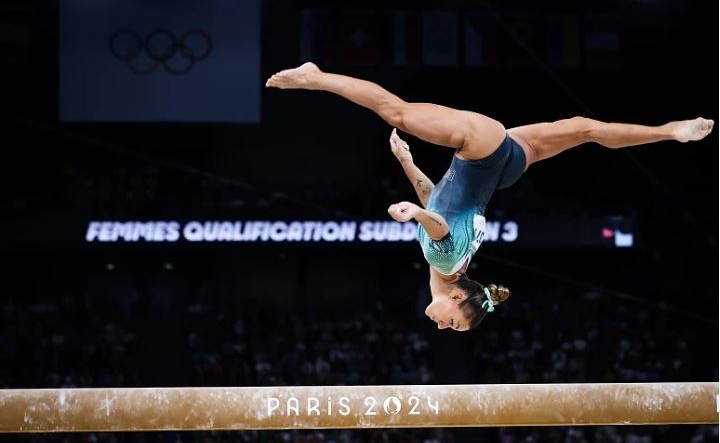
(671, 117), (714, 142)
(266, 62), (321, 89)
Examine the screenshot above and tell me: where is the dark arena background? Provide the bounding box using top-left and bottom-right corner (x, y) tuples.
(2, 0), (718, 442)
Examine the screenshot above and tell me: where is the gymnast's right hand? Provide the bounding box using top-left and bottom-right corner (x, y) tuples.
(389, 128), (412, 162)
(387, 201), (421, 222)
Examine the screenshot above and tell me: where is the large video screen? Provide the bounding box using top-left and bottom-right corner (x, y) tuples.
(59, 0), (260, 123)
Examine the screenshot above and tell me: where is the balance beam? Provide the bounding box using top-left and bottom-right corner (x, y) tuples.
(0, 383), (717, 432)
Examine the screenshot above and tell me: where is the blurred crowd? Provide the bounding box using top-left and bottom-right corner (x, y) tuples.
(1, 265), (716, 443)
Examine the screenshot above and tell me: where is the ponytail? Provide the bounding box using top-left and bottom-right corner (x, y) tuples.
(456, 274), (511, 330)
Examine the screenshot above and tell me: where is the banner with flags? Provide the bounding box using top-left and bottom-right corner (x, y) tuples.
(59, 0), (260, 122)
(300, 9), (461, 68)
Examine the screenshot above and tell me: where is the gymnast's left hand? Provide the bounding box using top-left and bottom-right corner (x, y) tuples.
(387, 201), (421, 222)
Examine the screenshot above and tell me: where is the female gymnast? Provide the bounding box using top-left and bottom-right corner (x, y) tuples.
(266, 62), (714, 332)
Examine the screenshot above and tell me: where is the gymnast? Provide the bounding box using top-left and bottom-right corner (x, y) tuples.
(266, 62), (714, 332)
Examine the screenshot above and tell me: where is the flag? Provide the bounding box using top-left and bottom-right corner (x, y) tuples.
(392, 11), (421, 67)
(422, 11), (458, 66)
(59, 0), (260, 122)
(0, 22), (31, 64)
(583, 13), (622, 69)
(299, 10), (326, 64)
(463, 11), (499, 67)
(545, 13), (580, 69)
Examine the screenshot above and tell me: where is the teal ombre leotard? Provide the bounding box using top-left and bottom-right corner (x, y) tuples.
(418, 134), (526, 275)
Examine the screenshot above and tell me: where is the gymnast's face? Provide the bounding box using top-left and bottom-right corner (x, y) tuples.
(424, 291), (469, 332)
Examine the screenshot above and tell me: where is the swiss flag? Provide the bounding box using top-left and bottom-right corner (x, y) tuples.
(300, 9), (391, 67)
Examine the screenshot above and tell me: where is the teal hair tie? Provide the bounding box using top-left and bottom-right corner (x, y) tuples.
(482, 287), (494, 312)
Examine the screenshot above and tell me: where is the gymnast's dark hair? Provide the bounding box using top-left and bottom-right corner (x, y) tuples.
(456, 273), (511, 330)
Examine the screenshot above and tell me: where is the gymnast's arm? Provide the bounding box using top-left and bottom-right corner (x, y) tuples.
(387, 201), (449, 240)
(389, 128), (434, 208)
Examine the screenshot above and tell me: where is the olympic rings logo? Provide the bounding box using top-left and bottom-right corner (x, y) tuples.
(109, 29), (213, 75)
